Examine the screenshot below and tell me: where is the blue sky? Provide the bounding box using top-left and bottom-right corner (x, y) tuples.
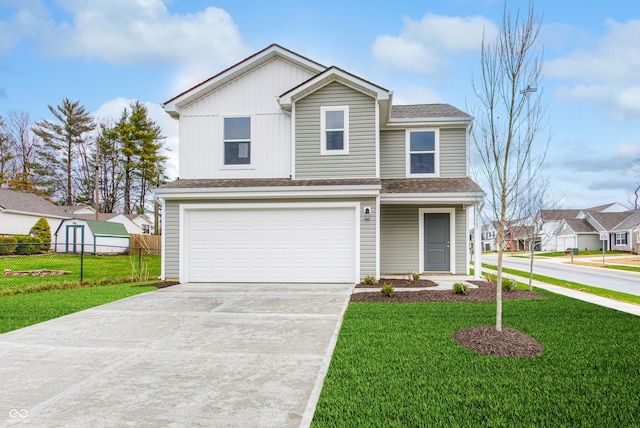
(1, 0), (639, 209)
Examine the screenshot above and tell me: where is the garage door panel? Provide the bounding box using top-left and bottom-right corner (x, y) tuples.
(186, 207), (356, 283)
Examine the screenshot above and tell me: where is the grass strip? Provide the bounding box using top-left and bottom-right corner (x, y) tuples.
(601, 264), (640, 273)
(0, 282), (155, 334)
(482, 263), (640, 305)
(313, 294), (640, 427)
(537, 250), (627, 257)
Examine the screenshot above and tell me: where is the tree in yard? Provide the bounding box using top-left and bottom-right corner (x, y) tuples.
(29, 217), (51, 251)
(33, 99), (96, 205)
(5, 110), (44, 194)
(96, 120), (124, 213)
(0, 115), (13, 187)
(472, 1), (547, 331)
(631, 160), (640, 210)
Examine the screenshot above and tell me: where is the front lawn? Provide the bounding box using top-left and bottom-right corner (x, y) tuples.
(0, 282), (156, 333)
(313, 291), (640, 426)
(537, 250), (627, 257)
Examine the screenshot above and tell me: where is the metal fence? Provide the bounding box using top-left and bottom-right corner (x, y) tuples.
(0, 243), (161, 293)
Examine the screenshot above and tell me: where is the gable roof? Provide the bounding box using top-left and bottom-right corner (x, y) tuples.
(539, 209), (580, 221)
(562, 218), (597, 233)
(83, 219), (129, 236)
(587, 211), (636, 231)
(278, 66), (390, 110)
(0, 189), (67, 217)
(164, 44), (326, 118)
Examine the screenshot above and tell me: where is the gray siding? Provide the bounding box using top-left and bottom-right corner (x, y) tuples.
(380, 204), (468, 274)
(380, 127), (468, 179)
(295, 81), (376, 179)
(440, 128), (467, 178)
(380, 130), (405, 178)
(162, 197), (376, 281)
(164, 201), (180, 279)
(380, 205), (420, 273)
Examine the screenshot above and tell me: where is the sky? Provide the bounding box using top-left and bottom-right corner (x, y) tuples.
(1, 0), (639, 210)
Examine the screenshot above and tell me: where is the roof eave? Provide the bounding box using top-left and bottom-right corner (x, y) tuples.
(384, 116), (473, 128)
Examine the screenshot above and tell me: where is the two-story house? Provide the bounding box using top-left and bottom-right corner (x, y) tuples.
(154, 44), (484, 283)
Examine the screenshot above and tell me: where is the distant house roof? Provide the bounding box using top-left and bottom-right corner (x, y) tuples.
(0, 189), (67, 217)
(540, 209), (581, 222)
(611, 211), (640, 232)
(587, 212), (636, 231)
(390, 104), (471, 119)
(563, 218), (596, 233)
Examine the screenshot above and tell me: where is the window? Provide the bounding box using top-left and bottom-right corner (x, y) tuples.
(615, 232), (627, 245)
(224, 117), (251, 165)
(142, 224), (150, 234)
(321, 106), (349, 155)
(406, 129), (439, 176)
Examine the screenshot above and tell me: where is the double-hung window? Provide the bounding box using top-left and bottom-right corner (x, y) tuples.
(320, 106), (349, 155)
(615, 232), (627, 246)
(406, 129), (439, 176)
(224, 117), (251, 165)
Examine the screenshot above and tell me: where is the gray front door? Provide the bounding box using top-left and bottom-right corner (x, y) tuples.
(424, 213), (450, 271)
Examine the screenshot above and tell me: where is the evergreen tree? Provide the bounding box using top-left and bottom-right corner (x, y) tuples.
(33, 99), (95, 205)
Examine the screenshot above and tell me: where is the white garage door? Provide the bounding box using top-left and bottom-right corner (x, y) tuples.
(186, 206), (357, 283)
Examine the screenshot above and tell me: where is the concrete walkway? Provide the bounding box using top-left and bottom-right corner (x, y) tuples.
(0, 283), (354, 427)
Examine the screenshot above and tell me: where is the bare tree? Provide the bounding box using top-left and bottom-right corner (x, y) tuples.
(0, 115), (13, 187)
(631, 160), (640, 210)
(472, 1), (547, 331)
(5, 110), (44, 193)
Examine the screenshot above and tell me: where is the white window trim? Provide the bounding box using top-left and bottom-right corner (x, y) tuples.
(615, 232), (627, 246)
(406, 128), (439, 177)
(320, 105), (349, 155)
(222, 115), (252, 168)
(418, 207), (455, 274)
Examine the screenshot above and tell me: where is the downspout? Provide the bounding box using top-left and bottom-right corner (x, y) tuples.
(474, 200), (484, 280)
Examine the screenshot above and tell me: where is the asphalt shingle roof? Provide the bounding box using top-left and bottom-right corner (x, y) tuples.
(381, 178), (483, 194)
(540, 209), (581, 221)
(0, 189), (67, 217)
(563, 218), (596, 233)
(588, 211), (636, 231)
(83, 219), (129, 237)
(390, 104), (471, 119)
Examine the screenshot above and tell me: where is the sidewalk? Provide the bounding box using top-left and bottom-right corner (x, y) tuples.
(484, 268), (640, 316)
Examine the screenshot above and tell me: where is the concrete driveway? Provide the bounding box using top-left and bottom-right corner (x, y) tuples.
(0, 283), (354, 427)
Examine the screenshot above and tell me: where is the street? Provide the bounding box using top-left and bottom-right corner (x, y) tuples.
(481, 253), (640, 296)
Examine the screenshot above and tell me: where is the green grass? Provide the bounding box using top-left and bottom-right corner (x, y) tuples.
(0, 253), (160, 293)
(601, 264), (640, 273)
(0, 282), (156, 333)
(537, 250), (627, 257)
(313, 293), (640, 427)
(482, 263), (640, 305)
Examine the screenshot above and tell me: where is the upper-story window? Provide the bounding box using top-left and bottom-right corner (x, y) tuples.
(320, 106), (349, 155)
(224, 117), (251, 165)
(406, 128), (439, 177)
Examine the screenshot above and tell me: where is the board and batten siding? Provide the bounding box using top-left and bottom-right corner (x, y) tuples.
(380, 204), (468, 274)
(295, 81), (376, 179)
(177, 58), (317, 180)
(163, 197), (377, 281)
(380, 128), (468, 178)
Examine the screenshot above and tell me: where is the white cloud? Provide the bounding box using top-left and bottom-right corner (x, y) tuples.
(373, 13), (498, 76)
(391, 85), (443, 105)
(616, 142), (640, 158)
(547, 19), (640, 121)
(0, 0), (51, 52)
(93, 97), (179, 180)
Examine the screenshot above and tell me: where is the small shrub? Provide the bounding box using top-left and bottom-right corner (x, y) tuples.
(363, 275), (377, 285)
(0, 237), (18, 255)
(411, 271), (420, 281)
(453, 282), (469, 295)
(14, 235), (42, 255)
(0, 288), (13, 296)
(381, 283), (395, 297)
(502, 277), (517, 291)
(29, 217), (51, 251)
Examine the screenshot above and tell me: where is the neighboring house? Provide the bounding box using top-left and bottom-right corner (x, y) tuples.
(54, 219), (130, 254)
(550, 208), (640, 252)
(70, 206), (153, 235)
(481, 222), (499, 252)
(539, 203), (629, 251)
(480, 220), (539, 252)
(0, 189), (68, 242)
(154, 44), (484, 283)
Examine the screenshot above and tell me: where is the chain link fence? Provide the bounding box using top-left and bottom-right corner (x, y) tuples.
(0, 243), (161, 295)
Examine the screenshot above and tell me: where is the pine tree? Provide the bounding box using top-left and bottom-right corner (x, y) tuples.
(33, 99), (95, 205)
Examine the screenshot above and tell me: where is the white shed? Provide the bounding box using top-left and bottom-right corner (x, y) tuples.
(54, 219), (130, 254)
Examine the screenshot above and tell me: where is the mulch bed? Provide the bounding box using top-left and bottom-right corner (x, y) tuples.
(142, 281), (180, 289)
(351, 279), (545, 358)
(453, 325), (544, 358)
(350, 279), (544, 303)
(355, 279), (438, 288)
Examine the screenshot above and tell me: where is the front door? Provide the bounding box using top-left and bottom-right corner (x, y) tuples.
(424, 213), (450, 271)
